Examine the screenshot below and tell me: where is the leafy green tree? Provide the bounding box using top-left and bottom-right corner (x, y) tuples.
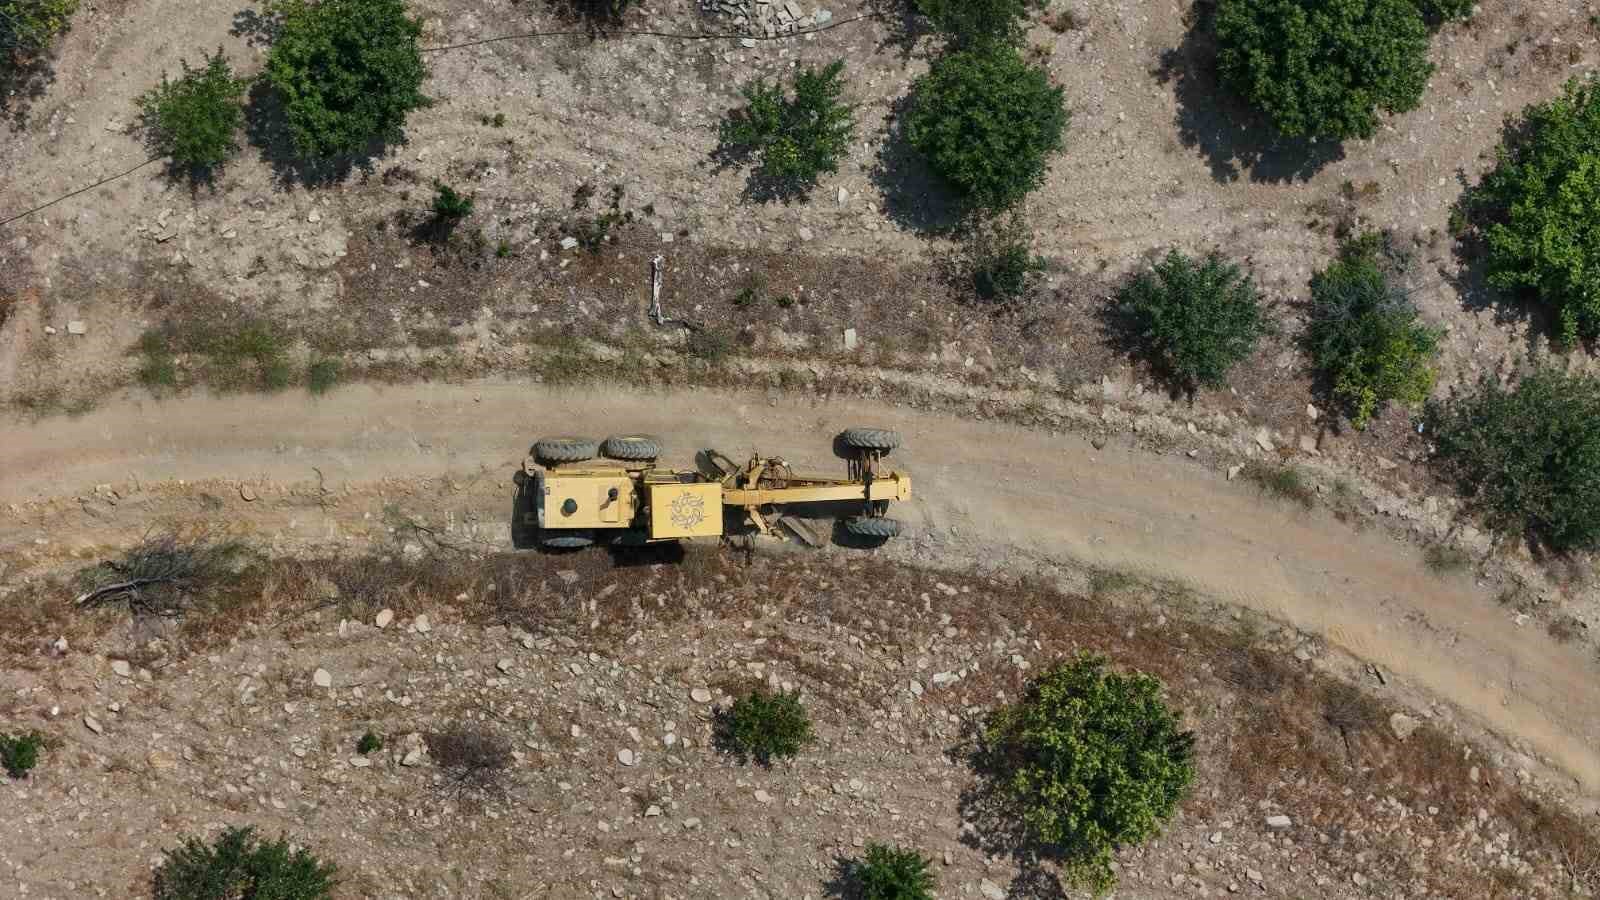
(136, 50), (248, 173)
(981, 653), (1194, 894)
(0, 731), (43, 779)
(853, 843), (936, 900)
(1213, 0), (1433, 141)
(718, 60), (854, 200)
(153, 827), (336, 900)
(717, 687), (813, 764)
(914, 0), (1044, 46)
(1474, 77), (1600, 342)
(1117, 249), (1266, 391)
(1430, 368), (1600, 552)
(0, 0), (78, 56)
(264, 0), (429, 159)
(905, 46), (1068, 211)
(1305, 234), (1439, 427)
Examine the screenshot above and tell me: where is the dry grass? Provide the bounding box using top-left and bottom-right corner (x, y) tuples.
(1240, 462), (1317, 509)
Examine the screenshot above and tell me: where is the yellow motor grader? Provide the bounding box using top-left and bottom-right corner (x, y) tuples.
(516, 429), (910, 549)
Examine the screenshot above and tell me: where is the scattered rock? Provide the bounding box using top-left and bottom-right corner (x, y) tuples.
(496, 658), (514, 674)
(375, 609), (394, 629)
(83, 714), (104, 735)
(1299, 434), (1319, 455)
(1306, 403), (1320, 421)
(1375, 456), (1398, 471)
(1247, 868), (1263, 884)
(1389, 712), (1421, 741)
(147, 750), (178, 770)
(843, 327), (858, 351)
(1253, 427), (1275, 453)
(1227, 464), (1244, 481)
(313, 668), (333, 688)
(691, 687), (713, 703)
(979, 879), (1006, 900)
(110, 659), (132, 678)
(402, 749), (426, 767)
(645, 804), (663, 817)
(754, 789), (773, 804)
(560, 237), (579, 250)
(797, 226), (814, 241)
(836, 186), (849, 205)
(349, 756), (371, 768)
(930, 671), (959, 688)
(239, 483), (257, 502)
(307, 209), (322, 223)
(414, 614), (432, 634)
(618, 748), (637, 767)
(66, 320), (87, 335)
(1293, 646), (1313, 663)
(1265, 814), (1292, 829)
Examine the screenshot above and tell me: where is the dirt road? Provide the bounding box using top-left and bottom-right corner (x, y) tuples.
(4, 380), (1597, 794)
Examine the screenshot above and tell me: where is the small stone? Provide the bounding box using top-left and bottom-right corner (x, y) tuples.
(979, 879), (1005, 900)
(1265, 814), (1292, 829)
(930, 671), (959, 688)
(43, 325), (56, 335)
(942, 850), (953, 866)
(402, 749), (425, 767)
(618, 748), (637, 767)
(1254, 427), (1275, 453)
(836, 186), (849, 205)
(110, 659), (132, 678)
(1227, 465), (1244, 481)
(1293, 647), (1312, 662)
(496, 658), (514, 674)
(349, 756), (371, 768)
(571, 724), (583, 739)
(560, 237), (580, 250)
(797, 226), (814, 241)
(683, 817), (702, 830)
(909, 679), (923, 696)
(307, 209), (322, 223)
(375, 609), (394, 629)
(239, 483), (257, 502)
(83, 714), (104, 734)
(814, 7), (831, 24)
(645, 804), (663, 817)
(740, 37), (756, 48)
(1247, 868), (1263, 884)
(1299, 434), (1319, 455)
(147, 750), (177, 770)
(66, 320), (87, 335)
(1306, 403), (1320, 421)
(843, 327), (858, 351)
(414, 614), (432, 634)
(313, 668), (333, 688)
(1209, 831), (1223, 844)
(691, 687), (713, 704)
(754, 789), (773, 804)
(1389, 712), (1421, 741)
(1468, 765), (1480, 784)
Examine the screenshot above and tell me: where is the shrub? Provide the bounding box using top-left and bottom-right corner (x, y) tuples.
(1117, 249), (1266, 391)
(914, 0), (1044, 46)
(307, 358), (340, 395)
(1241, 462), (1317, 509)
(136, 50), (248, 172)
(356, 730), (382, 754)
(979, 653), (1194, 893)
(1, 731), (44, 779)
(717, 60), (854, 200)
(264, 0), (429, 159)
(905, 46), (1068, 212)
(1213, 0), (1434, 141)
(1429, 368), (1600, 551)
(1414, 0), (1475, 24)
(1304, 234), (1439, 428)
(426, 724), (513, 789)
(0, 0), (78, 56)
(853, 843), (936, 900)
(1474, 77), (1600, 342)
(959, 215), (1044, 302)
(152, 826), (336, 900)
(426, 182), (474, 241)
(717, 687), (813, 764)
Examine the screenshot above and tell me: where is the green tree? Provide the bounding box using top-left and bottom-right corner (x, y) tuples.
(1429, 368), (1600, 552)
(1213, 0), (1433, 141)
(960, 214), (1044, 301)
(0, 731), (43, 779)
(718, 60), (854, 200)
(1117, 249), (1266, 391)
(264, 0), (429, 159)
(136, 50), (248, 173)
(153, 827), (336, 900)
(0, 0), (78, 56)
(1305, 234), (1439, 427)
(853, 843), (936, 900)
(980, 654), (1194, 894)
(1474, 77), (1600, 342)
(914, 0), (1044, 46)
(905, 46), (1068, 211)
(717, 687), (813, 764)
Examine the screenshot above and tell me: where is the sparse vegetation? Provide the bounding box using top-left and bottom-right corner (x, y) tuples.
(264, 0), (429, 159)
(958, 214), (1044, 302)
(1116, 249), (1266, 391)
(1213, 0), (1436, 141)
(905, 45), (1069, 211)
(307, 357), (340, 394)
(978, 653), (1194, 894)
(1422, 543), (1470, 574)
(717, 60), (855, 201)
(717, 687), (814, 765)
(850, 843), (936, 900)
(565, 183), (633, 251)
(426, 182), (474, 241)
(0, 0), (79, 59)
(1430, 367), (1600, 551)
(74, 535), (253, 615)
(1241, 462), (1317, 509)
(426, 724), (513, 790)
(152, 826), (336, 900)
(1304, 233), (1439, 428)
(915, 0), (1045, 46)
(356, 730), (382, 754)
(686, 327), (733, 363)
(136, 49), (248, 174)
(1, 731), (44, 779)
(1473, 77), (1600, 342)
(137, 318), (294, 393)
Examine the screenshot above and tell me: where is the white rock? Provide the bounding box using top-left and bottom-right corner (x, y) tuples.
(83, 714), (104, 734)
(66, 320), (87, 335)
(1227, 464), (1244, 481)
(560, 237), (579, 250)
(754, 789), (773, 804)
(836, 187), (849, 205)
(1306, 403), (1320, 421)
(312, 668), (333, 688)
(930, 671), (959, 688)
(1265, 814), (1292, 829)
(496, 658), (514, 674)
(1389, 712), (1421, 741)
(618, 748), (637, 767)
(375, 609), (394, 629)
(571, 724), (583, 738)
(690, 687), (713, 703)
(401, 748), (426, 766)
(645, 804), (663, 817)
(349, 756), (371, 768)
(843, 327), (858, 351)
(110, 659), (132, 678)
(909, 680), (923, 696)
(307, 209), (322, 223)
(414, 614), (432, 634)
(979, 879), (1006, 900)
(797, 226), (814, 241)
(1254, 427), (1275, 453)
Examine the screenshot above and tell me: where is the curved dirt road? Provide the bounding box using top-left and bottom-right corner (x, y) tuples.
(3, 380), (1598, 793)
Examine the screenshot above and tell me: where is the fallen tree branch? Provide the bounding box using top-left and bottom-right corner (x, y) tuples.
(75, 576), (173, 607)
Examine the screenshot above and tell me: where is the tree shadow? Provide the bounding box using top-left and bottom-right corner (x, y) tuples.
(243, 80), (392, 189)
(870, 92), (965, 235)
(867, 0), (934, 62)
(544, 0), (637, 38)
(228, 6), (283, 48)
(820, 854), (865, 899)
(0, 52), (59, 125)
(1153, 11), (1344, 185)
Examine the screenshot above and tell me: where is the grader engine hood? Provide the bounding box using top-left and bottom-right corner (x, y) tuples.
(542, 472), (639, 528)
(647, 482), (724, 539)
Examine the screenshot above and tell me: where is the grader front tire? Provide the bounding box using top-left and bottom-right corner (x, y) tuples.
(844, 516), (902, 539)
(839, 427), (902, 454)
(601, 435), (662, 461)
(534, 437), (599, 464)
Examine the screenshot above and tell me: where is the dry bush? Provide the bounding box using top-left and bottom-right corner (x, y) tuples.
(426, 724), (513, 792)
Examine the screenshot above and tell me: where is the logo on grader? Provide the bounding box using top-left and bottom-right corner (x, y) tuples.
(669, 490), (707, 530)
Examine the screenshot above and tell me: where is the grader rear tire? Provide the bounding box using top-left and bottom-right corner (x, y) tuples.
(534, 437), (599, 464)
(839, 427), (902, 453)
(601, 435), (662, 461)
(844, 516), (901, 539)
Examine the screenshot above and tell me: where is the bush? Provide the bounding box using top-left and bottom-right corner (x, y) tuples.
(426, 724), (512, 789)
(914, 0), (1044, 46)
(717, 687), (813, 764)
(152, 826), (336, 900)
(852, 843), (936, 900)
(356, 730), (382, 754)
(1214, 0), (1434, 141)
(1304, 234), (1439, 428)
(307, 358), (340, 395)
(0, 0), (78, 57)
(905, 46), (1068, 212)
(264, 0), (429, 159)
(1414, 0), (1475, 24)
(717, 60), (854, 200)
(960, 215), (1044, 302)
(136, 50), (248, 173)
(1, 731), (44, 779)
(980, 653), (1194, 893)
(1116, 249), (1266, 391)
(1474, 77), (1600, 342)
(1429, 368), (1600, 551)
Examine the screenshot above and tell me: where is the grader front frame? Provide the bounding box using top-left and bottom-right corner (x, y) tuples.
(517, 428), (909, 550)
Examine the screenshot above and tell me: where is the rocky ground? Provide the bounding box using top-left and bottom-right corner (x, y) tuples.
(4, 546), (1597, 899)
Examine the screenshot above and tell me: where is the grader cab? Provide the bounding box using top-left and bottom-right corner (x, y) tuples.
(517, 429), (910, 549)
